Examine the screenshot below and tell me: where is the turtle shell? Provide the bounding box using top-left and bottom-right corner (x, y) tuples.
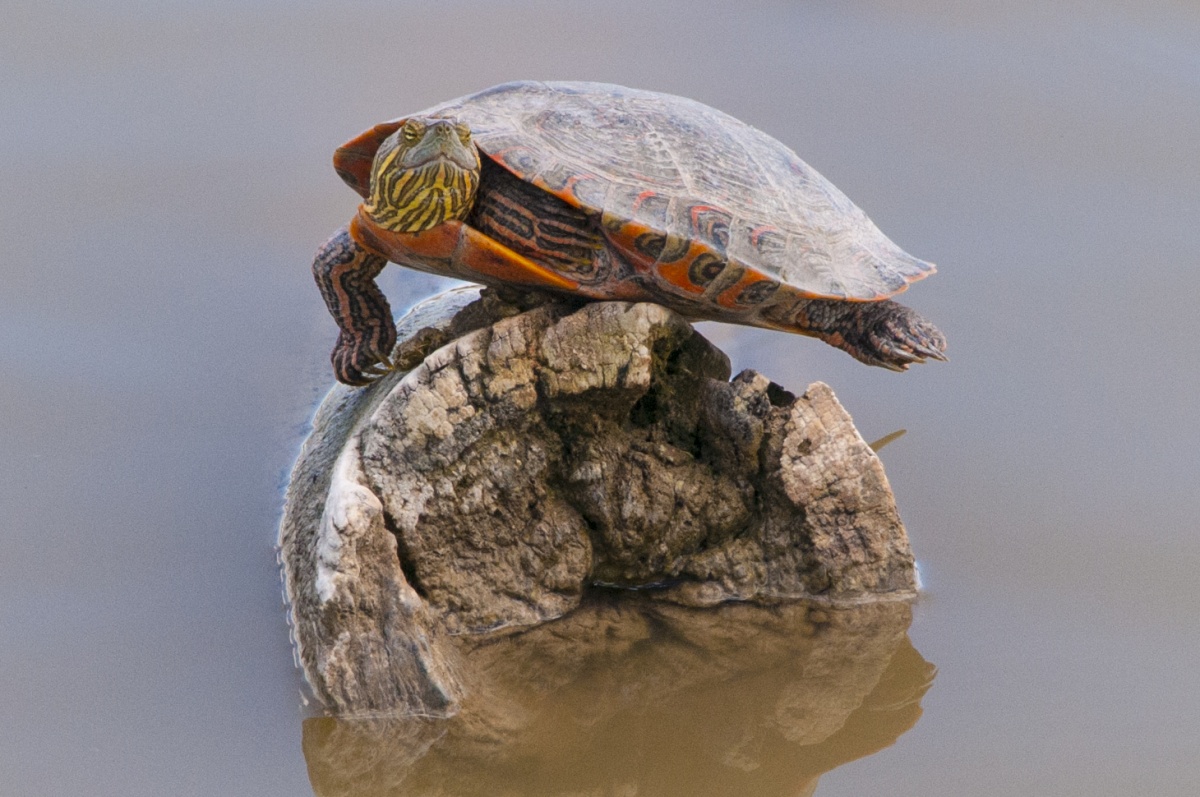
(343, 81), (934, 301)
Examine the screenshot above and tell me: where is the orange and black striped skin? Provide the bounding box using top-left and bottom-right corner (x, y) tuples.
(312, 225), (396, 385)
(466, 158), (656, 302)
(467, 156), (607, 284)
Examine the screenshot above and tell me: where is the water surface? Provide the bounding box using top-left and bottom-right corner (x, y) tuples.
(2, 1), (1198, 795)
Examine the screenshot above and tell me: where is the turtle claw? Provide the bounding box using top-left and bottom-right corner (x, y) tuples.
(906, 327), (948, 362)
(853, 302), (947, 371)
(312, 225), (400, 385)
(784, 297), (946, 371)
(332, 329), (399, 386)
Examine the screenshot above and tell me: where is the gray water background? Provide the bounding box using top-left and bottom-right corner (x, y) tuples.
(2, 1), (1198, 794)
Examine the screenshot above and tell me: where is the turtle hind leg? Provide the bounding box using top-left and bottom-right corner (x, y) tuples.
(777, 297), (947, 371)
(312, 225), (397, 385)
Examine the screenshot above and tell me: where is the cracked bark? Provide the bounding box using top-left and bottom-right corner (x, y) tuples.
(279, 286), (917, 715)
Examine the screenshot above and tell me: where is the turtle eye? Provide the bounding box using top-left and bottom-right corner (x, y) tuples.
(401, 121), (424, 144)
(455, 124), (471, 144)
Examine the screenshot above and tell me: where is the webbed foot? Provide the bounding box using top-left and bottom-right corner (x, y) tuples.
(859, 302), (948, 371)
(784, 297), (947, 371)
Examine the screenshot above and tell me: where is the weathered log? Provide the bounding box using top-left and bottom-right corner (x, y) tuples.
(279, 286), (917, 715)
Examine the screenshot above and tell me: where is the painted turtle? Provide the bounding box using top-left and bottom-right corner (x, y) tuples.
(313, 81), (946, 385)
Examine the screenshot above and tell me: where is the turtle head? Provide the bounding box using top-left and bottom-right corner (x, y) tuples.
(364, 117), (481, 233)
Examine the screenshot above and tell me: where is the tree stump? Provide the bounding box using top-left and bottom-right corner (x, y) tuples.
(279, 286), (917, 716)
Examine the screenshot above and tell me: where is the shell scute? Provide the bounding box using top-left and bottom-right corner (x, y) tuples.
(685, 252), (727, 290)
(388, 81), (935, 300)
(686, 205), (733, 253)
(733, 277), (781, 306)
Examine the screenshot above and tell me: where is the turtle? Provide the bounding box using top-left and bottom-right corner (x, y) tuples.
(313, 81), (946, 385)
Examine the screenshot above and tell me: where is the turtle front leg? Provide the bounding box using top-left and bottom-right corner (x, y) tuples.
(783, 298), (947, 371)
(312, 225), (397, 385)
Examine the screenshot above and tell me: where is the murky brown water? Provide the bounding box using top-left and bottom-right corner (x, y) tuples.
(303, 596), (933, 797)
(3, 1), (1198, 795)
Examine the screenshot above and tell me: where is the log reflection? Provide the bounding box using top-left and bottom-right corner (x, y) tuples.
(303, 593), (934, 796)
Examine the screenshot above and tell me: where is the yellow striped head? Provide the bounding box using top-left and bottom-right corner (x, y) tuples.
(365, 117), (481, 233)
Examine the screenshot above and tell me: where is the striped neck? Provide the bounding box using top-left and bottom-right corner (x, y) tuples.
(364, 119), (481, 233)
